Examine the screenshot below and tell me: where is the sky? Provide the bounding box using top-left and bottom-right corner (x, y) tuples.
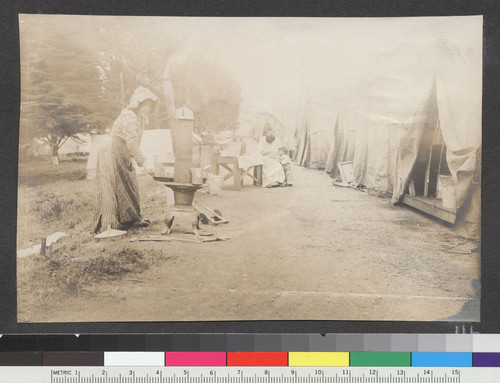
(158, 17), (481, 137)
(20, 15), (483, 148)
(197, 18), (481, 107)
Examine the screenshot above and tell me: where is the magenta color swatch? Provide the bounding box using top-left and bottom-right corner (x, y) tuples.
(165, 352), (226, 366)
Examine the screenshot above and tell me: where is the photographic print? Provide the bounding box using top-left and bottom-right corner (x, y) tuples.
(16, 15), (481, 323)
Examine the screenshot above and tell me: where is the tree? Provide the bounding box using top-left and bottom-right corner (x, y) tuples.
(93, 17), (180, 124)
(92, 18), (242, 133)
(19, 14), (243, 163)
(171, 50), (241, 134)
(20, 16), (103, 162)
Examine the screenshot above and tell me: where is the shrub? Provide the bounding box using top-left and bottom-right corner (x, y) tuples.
(31, 191), (74, 222)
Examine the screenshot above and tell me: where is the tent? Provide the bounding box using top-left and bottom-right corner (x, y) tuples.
(86, 129), (196, 179)
(293, 18), (481, 238)
(20, 134), (92, 160)
(28, 138), (52, 157)
(58, 133), (91, 156)
(325, 113), (357, 179)
(294, 101), (336, 170)
(391, 80), (481, 239)
(18, 138), (52, 159)
(240, 111), (298, 153)
(86, 129), (176, 179)
(138, 128), (176, 166)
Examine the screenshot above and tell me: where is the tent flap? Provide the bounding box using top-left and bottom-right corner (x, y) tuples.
(325, 113), (342, 176)
(448, 146), (481, 239)
(391, 82), (439, 204)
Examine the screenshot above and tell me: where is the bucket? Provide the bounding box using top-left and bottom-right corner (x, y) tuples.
(190, 167), (203, 185)
(439, 175), (456, 210)
(207, 174), (224, 194)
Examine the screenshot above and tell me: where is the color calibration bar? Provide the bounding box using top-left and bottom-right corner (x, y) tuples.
(2, 333), (497, 353)
(2, 352), (500, 367)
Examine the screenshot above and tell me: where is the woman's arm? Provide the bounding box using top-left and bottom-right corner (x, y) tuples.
(119, 113), (147, 167)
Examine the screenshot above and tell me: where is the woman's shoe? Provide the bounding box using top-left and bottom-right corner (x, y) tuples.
(134, 219), (151, 228)
(266, 182), (281, 188)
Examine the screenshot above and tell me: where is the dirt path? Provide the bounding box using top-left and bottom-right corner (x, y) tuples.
(28, 167), (480, 322)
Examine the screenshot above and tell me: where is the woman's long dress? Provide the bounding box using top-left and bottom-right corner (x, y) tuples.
(94, 109), (147, 232)
(258, 136), (286, 187)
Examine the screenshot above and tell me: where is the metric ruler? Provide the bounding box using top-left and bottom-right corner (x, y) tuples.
(1, 367), (500, 383)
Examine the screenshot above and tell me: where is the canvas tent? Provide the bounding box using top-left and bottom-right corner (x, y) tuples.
(86, 129), (209, 179)
(58, 133), (91, 156)
(86, 129), (176, 179)
(294, 101), (337, 170)
(391, 80), (481, 239)
(26, 138), (52, 158)
(19, 134), (92, 160)
(293, 18), (481, 238)
(324, 113), (357, 179)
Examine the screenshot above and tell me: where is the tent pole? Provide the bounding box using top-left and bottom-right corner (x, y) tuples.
(423, 118), (441, 197)
(434, 120), (445, 207)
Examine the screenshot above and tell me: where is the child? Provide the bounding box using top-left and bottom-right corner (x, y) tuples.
(278, 146), (293, 186)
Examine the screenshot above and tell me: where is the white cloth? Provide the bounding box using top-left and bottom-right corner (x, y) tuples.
(258, 136), (285, 186)
(262, 156), (286, 186)
(237, 153), (263, 170)
(258, 136), (282, 159)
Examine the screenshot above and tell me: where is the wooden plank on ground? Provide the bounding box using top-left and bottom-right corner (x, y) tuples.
(402, 194), (456, 224)
(193, 201), (229, 225)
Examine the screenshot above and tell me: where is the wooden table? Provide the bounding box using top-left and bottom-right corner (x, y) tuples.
(214, 155), (262, 190)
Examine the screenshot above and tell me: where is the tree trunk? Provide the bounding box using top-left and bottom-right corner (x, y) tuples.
(51, 141), (59, 165)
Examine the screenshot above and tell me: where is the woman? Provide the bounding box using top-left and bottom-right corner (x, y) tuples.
(258, 127), (286, 187)
(94, 86), (158, 233)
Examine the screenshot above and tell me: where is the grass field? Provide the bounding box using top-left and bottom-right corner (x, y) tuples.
(17, 157), (172, 320)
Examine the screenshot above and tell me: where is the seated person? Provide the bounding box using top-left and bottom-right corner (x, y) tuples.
(258, 128), (285, 187)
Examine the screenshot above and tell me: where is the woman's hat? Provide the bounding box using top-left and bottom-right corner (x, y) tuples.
(128, 86), (159, 109)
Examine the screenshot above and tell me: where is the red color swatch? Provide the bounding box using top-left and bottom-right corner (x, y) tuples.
(227, 352), (288, 366)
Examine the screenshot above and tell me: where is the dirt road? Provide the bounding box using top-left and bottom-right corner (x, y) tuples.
(24, 166), (480, 322)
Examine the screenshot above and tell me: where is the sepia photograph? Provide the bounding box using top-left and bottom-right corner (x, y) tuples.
(16, 15), (481, 323)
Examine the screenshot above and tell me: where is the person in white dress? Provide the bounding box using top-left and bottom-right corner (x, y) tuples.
(258, 127), (286, 187)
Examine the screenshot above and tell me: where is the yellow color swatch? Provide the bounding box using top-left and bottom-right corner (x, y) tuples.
(288, 352), (350, 366)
